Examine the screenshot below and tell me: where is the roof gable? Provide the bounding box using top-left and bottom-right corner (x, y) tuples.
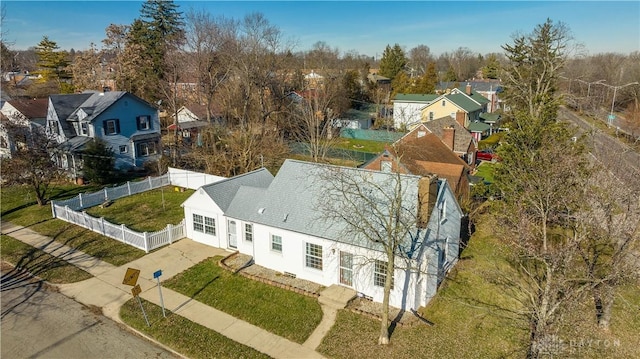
(201, 168), (274, 212)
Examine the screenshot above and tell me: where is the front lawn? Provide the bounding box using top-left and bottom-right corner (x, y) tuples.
(1, 235), (93, 283)
(120, 298), (270, 359)
(164, 256), (323, 344)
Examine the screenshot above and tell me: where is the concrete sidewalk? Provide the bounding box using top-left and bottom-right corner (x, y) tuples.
(1, 221), (325, 359)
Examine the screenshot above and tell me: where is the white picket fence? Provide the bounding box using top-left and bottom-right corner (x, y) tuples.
(50, 168), (225, 252)
(52, 204), (185, 253)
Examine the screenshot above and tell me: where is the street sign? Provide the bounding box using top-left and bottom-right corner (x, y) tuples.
(122, 268), (140, 286)
(153, 269), (166, 317)
(131, 284), (142, 297)
(153, 270), (162, 279)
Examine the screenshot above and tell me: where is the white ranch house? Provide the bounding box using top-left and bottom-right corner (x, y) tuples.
(182, 159), (462, 310)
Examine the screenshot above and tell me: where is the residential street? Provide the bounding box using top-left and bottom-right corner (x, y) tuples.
(558, 106), (640, 190)
(0, 267), (179, 359)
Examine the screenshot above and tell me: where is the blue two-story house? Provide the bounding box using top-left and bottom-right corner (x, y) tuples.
(46, 91), (161, 177)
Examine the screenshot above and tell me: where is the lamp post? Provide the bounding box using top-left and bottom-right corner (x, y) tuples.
(600, 81), (639, 127)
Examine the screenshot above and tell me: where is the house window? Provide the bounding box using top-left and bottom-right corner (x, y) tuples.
(80, 122), (89, 135)
(305, 243), (323, 270)
(442, 100), (446, 107)
(271, 234), (282, 252)
(244, 223), (253, 242)
(0, 136), (7, 149)
(137, 115), (151, 130)
(374, 259), (393, 289)
(50, 121), (60, 135)
(104, 119), (120, 135)
(119, 145), (128, 153)
(137, 142), (157, 157)
(380, 160), (392, 173)
(193, 214), (215, 235)
(204, 216), (216, 235)
(429, 112), (434, 121)
(340, 252), (353, 286)
(440, 200), (447, 224)
(193, 214), (204, 232)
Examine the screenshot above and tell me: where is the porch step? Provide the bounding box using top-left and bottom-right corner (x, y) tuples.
(318, 285), (357, 309)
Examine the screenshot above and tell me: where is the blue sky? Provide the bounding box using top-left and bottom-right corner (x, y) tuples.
(3, 1), (639, 57)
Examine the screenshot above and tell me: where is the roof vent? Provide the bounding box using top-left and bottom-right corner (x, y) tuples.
(258, 208), (265, 214)
(283, 213), (289, 222)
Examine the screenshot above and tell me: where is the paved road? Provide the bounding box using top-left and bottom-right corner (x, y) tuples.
(1, 267), (179, 359)
(558, 106), (640, 190)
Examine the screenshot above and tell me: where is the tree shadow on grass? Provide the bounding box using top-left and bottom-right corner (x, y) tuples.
(170, 275), (220, 315)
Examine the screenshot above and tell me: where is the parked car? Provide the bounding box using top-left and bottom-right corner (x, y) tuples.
(476, 149), (501, 162)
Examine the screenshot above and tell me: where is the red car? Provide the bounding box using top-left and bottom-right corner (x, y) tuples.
(476, 149), (501, 162)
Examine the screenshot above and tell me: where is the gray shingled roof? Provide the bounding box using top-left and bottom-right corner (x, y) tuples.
(202, 168), (274, 212)
(225, 159), (433, 252)
(67, 91), (127, 123)
(49, 93), (93, 138)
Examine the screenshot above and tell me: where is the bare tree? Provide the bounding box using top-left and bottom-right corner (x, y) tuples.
(408, 44), (433, 77)
(71, 43), (103, 92)
(316, 163), (439, 345)
(1, 122), (61, 206)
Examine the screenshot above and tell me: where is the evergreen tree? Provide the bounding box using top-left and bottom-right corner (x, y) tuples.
(378, 44), (407, 81)
(444, 65), (457, 82)
(82, 139), (115, 184)
(482, 53), (500, 79)
(412, 62), (438, 94)
(124, 0), (185, 101)
(34, 36), (72, 92)
(501, 18), (568, 126)
(390, 71), (411, 98)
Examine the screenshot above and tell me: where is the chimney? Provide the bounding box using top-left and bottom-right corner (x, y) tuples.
(417, 175), (438, 229)
(442, 126), (455, 151)
(466, 83), (472, 96)
(456, 111), (466, 128)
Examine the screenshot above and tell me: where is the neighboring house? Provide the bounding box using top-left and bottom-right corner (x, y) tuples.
(46, 91), (161, 176)
(304, 70), (324, 90)
(392, 93), (439, 130)
(362, 124), (470, 199)
(167, 104), (216, 145)
(420, 86), (488, 128)
(0, 97), (49, 158)
(182, 159), (462, 310)
(439, 81), (502, 113)
(422, 116), (477, 166)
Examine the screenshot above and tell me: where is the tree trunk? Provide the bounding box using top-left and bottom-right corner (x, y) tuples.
(378, 252), (395, 345)
(593, 284), (614, 330)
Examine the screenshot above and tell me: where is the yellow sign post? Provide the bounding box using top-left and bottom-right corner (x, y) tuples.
(130, 283), (150, 327)
(122, 268), (140, 286)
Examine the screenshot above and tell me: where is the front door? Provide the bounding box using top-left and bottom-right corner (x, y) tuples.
(227, 220), (237, 249)
(339, 251), (353, 286)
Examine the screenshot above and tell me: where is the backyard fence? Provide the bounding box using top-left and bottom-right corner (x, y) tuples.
(50, 167), (225, 252)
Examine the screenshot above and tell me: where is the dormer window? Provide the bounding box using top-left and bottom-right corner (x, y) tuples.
(80, 123), (89, 136)
(137, 115), (151, 130)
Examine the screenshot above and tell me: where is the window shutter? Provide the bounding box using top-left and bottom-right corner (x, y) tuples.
(136, 116), (141, 130)
(115, 119), (120, 134)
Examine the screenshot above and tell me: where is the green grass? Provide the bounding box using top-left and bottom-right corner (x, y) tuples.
(1, 183), (147, 265)
(474, 162), (496, 183)
(1, 235), (93, 283)
(333, 138), (388, 153)
(317, 216), (640, 358)
(164, 256), (323, 344)
(85, 186), (193, 232)
(317, 218), (524, 359)
(120, 298), (270, 359)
